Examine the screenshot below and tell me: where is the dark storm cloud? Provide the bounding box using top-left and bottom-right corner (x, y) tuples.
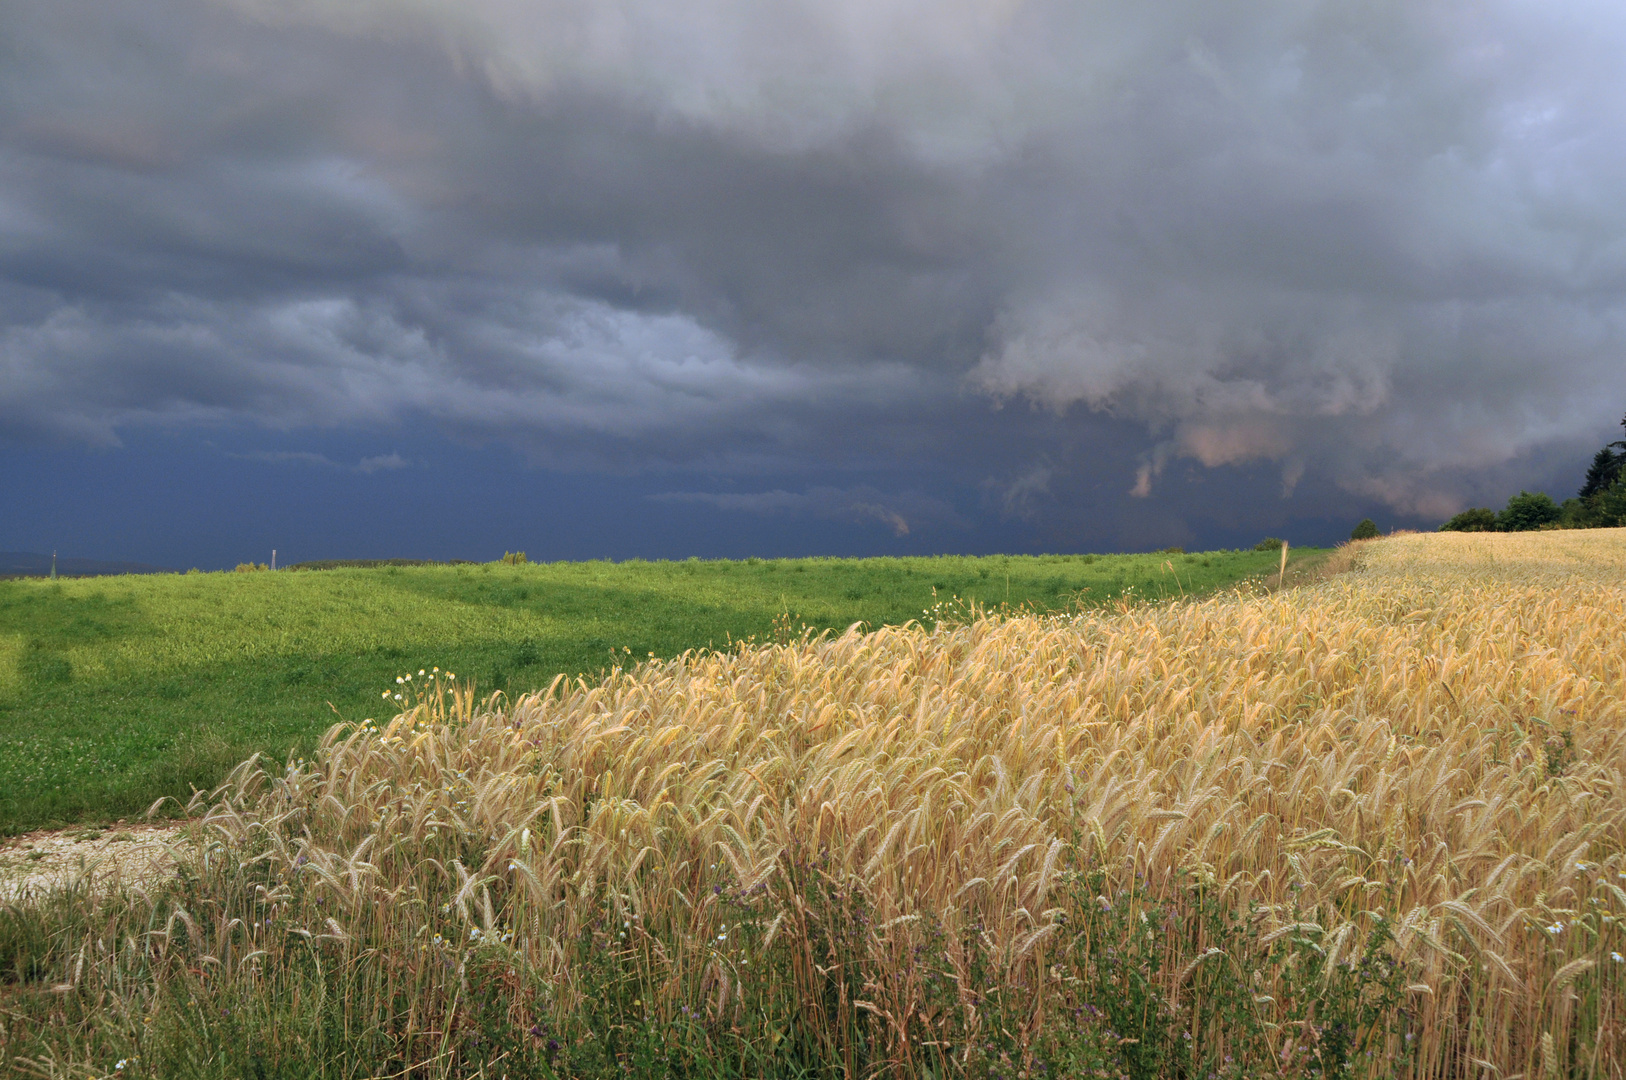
(4, 0), (1626, 522)
(651, 486), (964, 538)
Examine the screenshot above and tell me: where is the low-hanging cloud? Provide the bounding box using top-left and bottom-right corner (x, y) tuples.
(230, 450), (339, 468)
(4, 0), (1626, 525)
(356, 452), (409, 473)
(651, 486), (964, 538)
(230, 448), (411, 473)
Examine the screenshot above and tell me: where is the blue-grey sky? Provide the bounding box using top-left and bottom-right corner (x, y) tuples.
(3, 0), (1622, 567)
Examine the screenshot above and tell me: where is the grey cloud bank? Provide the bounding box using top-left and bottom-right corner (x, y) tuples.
(3, 0), (1624, 541)
(650, 486), (967, 538)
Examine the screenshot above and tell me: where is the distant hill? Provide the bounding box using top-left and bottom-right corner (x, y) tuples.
(0, 551), (176, 578)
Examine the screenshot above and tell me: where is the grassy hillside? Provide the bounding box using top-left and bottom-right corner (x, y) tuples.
(0, 548), (1298, 830)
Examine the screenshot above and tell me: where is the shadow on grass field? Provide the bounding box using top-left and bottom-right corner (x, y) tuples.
(0, 548), (1315, 832)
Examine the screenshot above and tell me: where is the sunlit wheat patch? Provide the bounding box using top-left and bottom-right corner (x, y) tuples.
(5, 530), (1624, 1079)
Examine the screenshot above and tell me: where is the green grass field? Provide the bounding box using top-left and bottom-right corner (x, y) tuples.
(0, 549), (1309, 832)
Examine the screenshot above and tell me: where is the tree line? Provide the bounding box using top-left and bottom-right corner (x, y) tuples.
(1440, 411), (1626, 532)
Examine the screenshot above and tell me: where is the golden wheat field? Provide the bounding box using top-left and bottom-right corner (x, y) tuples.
(9, 531), (1625, 1080)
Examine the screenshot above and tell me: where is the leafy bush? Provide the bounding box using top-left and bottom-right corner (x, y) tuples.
(1497, 491), (1561, 532)
(1439, 507), (1497, 532)
(501, 551), (529, 565)
(233, 562), (269, 572)
(1597, 475), (1626, 527)
(1558, 497), (1596, 529)
(1350, 518), (1379, 540)
(1252, 537), (1284, 551)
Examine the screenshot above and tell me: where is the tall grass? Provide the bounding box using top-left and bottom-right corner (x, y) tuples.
(3, 531), (1623, 1078)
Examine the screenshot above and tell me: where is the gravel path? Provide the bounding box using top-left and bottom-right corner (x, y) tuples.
(0, 822), (185, 900)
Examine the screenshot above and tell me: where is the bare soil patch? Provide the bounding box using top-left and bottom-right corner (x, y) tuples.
(0, 822), (185, 900)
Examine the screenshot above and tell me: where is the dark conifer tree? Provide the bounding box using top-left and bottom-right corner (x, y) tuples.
(1577, 411), (1626, 501)
(1579, 446), (1623, 500)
